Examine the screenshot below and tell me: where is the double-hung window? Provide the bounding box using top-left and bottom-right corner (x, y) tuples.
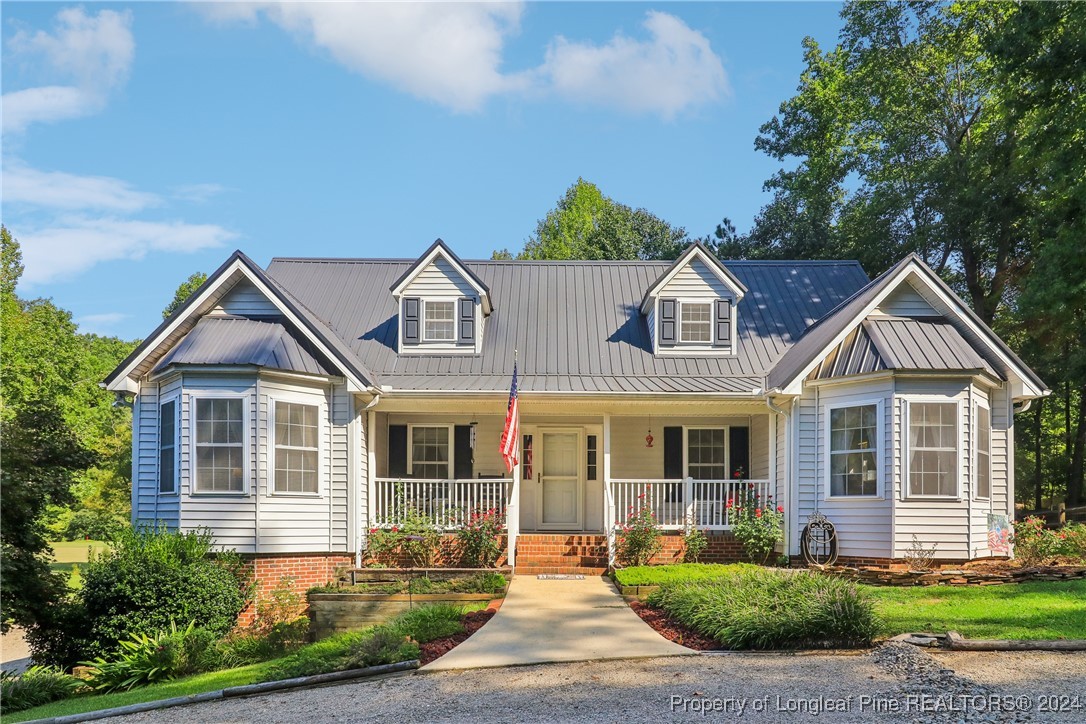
(908, 402), (959, 497)
(679, 303), (712, 344)
(159, 400), (177, 493)
(686, 428), (727, 480)
(976, 404), (991, 499)
(274, 401), (320, 494)
(828, 404), (879, 497)
(194, 398), (245, 492)
(423, 301), (455, 342)
(410, 425), (451, 479)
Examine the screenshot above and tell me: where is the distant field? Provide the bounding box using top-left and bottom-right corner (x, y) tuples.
(49, 540), (109, 589)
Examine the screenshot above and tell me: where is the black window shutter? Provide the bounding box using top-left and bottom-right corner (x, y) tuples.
(729, 426), (750, 479)
(457, 298), (475, 346)
(402, 298), (420, 345)
(663, 426), (684, 478)
(388, 425), (408, 477)
(659, 298), (677, 346)
(454, 425), (474, 479)
(715, 299), (732, 347)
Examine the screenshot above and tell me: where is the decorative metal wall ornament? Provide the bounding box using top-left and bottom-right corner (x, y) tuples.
(645, 430), (654, 448)
(800, 512), (839, 566)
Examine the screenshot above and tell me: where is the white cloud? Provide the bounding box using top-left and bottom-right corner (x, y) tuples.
(75, 312), (129, 334)
(19, 217), (237, 285)
(2, 8), (134, 134)
(196, 5), (726, 118)
(199, 2), (525, 112)
(538, 12), (729, 119)
(172, 183), (229, 203)
(4, 163), (160, 212)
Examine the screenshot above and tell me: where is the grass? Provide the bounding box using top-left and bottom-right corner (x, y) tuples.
(48, 540), (109, 590)
(4, 602), (485, 723)
(614, 563), (761, 587)
(867, 580), (1086, 640)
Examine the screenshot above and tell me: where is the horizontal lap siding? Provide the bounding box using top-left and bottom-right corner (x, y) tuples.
(971, 385), (1011, 557)
(658, 259), (732, 299)
(796, 381), (894, 559)
(872, 283), (938, 316)
(609, 415), (768, 480)
(209, 279), (278, 316)
(892, 378), (973, 559)
(402, 258), (478, 297)
(134, 380), (181, 529)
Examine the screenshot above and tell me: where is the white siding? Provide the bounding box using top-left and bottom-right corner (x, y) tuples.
(209, 279), (278, 317)
(133, 378), (182, 529)
(658, 258), (733, 299)
(873, 282), (938, 317)
(402, 257), (477, 297)
(794, 379), (894, 559)
(891, 378), (973, 559)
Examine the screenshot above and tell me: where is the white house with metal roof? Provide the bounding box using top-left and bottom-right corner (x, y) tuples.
(105, 240), (1048, 581)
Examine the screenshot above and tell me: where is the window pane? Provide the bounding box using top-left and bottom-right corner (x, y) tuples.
(908, 403), (957, 496)
(977, 406), (991, 498)
(424, 301), (455, 341)
(687, 427), (726, 480)
(159, 447), (175, 492)
(680, 303), (711, 343)
(828, 404), (878, 495)
(411, 427), (450, 479)
(273, 402), (320, 493)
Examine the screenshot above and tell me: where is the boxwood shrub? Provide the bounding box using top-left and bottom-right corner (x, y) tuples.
(646, 567), (882, 649)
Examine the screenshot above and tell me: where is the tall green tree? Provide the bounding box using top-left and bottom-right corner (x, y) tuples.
(508, 179), (690, 261)
(162, 271), (208, 319)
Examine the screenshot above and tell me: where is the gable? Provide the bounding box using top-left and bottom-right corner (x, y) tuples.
(402, 257), (480, 299)
(872, 282), (937, 317)
(658, 258), (735, 300)
(209, 279), (279, 317)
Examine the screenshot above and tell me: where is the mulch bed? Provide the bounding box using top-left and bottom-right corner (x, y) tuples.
(628, 600), (718, 651)
(418, 607), (498, 665)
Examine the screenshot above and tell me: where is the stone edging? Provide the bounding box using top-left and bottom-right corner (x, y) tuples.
(23, 660), (420, 724)
(813, 564), (1086, 586)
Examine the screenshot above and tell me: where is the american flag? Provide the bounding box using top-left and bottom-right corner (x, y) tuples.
(500, 362), (519, 472)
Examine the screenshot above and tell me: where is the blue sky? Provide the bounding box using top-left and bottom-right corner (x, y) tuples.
(2, 2), (844, 341)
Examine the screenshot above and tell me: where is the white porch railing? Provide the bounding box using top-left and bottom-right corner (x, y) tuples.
(372, 478), (513, 529)
(608, 478), (775, 533)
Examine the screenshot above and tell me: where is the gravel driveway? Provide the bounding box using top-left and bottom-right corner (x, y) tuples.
(112, 644), (1086, 724)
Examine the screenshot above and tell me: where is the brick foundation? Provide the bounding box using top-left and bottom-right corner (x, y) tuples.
(363, 533), (508, 569)
(239, 553), (354, 626)
(643, 531), (752, 565)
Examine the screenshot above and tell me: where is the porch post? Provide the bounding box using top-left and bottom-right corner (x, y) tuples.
(508, 452), (520, 569)
(603, 413), (614, 567)
(366, 408), (377, 565)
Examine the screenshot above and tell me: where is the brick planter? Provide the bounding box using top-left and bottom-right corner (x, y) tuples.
(308, 592), (503, 639)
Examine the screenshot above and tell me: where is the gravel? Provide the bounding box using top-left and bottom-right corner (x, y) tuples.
(109, 646), (1086, 724)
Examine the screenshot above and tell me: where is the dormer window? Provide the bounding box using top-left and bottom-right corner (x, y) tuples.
(423, 300), (456, 342)
(680, 302), (712, 343)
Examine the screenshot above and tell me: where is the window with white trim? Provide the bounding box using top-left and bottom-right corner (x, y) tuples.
(195, 398), (245, 492)
(274, 401), (319, 493)
(908, 402), (958, 497)
(829, 404), (878, 496)
(687, 428), (726, 480)
(159, 399), (177, 493)
(679, 302), (712, 344)
(410, 425), (450, 479)
(423, 301), (455, 341)
(976, 404), (991, 499)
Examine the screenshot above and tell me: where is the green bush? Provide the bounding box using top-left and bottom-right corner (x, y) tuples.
(62, 509), (123, 542)
(683, 528), (708, 563)
(456, 507), (505, 567)
(728, 485), (784, 564)
(78, 527), (247, 658)
(616, 498), (662, 567)
(0, 666), (83, 715)
(82, 621), (221, 693)
(344, 629), (420, 669)
(646, 567), (881, 649)
(391, 603), (465, 643)
(614, 563), (758, 587)
(218, 618), (310, 669)
(1014, 517), (1086, 565)
(25, 600), (95, 670)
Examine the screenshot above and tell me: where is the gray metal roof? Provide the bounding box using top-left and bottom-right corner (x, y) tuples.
(265, 258), (870, 394)
(809, 317), (999, 381)
(154, 317), (334, 376)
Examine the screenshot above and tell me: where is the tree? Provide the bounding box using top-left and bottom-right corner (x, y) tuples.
(162, 271), (208, 319)
(508, 179), (690, 261)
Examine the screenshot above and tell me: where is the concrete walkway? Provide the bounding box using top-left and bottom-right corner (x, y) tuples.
(422, 575), (695, 671)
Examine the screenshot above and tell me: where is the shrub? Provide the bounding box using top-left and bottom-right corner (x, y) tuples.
(616, 496), (662, 567)
(0, 666), (83, 715)
(683, 527), (708, 563)
(62, 509), (123, 542)
(252, 577), (305, 633)
(390, 603), (465, 643)
(1014, 517), (1086, 565)
(25, 599), (95, 669)
(646, 567), (881, 649)
(366, 527), (403, 567)
(218, 618), (310, 668)
(728, 485), (784, 564)
(78, 527), (247, 658)
(457, 507), (505, 567)
(366, 486), (444, 568)
(344, 628), (420, 669)
(82, 621), (220, 693)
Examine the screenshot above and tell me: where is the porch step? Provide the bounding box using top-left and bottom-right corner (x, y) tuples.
(514, 533), (609, 575)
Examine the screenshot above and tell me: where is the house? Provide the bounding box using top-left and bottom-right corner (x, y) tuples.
(104, 240), (1048, 592)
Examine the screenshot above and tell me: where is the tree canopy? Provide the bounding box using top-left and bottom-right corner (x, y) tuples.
(162, 271), (208, 319)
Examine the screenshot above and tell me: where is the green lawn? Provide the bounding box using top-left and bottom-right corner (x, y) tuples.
(867, 580), (1086, 640)
(4, 662), (275, 723)
(48, 540), (109, 590)
(614, 563), (759, 587)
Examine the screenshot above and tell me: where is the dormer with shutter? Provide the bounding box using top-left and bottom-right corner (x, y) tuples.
(640, 243), (746, 355)
(390, 239), (493, 354)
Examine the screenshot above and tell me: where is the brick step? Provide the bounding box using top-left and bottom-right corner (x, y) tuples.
(515, 566), (609, 575)
(515, 556), (608, 566)
(515, 547), (606, 555)
(516, 535), (607, 543)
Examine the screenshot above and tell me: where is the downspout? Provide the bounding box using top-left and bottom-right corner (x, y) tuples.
(254, 376), (261, 555)
(357, 392), (381, 568)
(764, 391), (790, 558)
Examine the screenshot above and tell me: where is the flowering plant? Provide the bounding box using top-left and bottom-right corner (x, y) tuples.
(728, 482), (784, 565)
(617, 494), (662, 567)
(1012, 516), (1086, 565)
(683, 526), (708, 563)
(457, 506), (505, 568)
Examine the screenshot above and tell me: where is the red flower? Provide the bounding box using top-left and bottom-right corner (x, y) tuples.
(777, 505), (784, 513)
(755, 508), (762, 518)
(726, 498), (733, 508)
(748, 483), (755, 489)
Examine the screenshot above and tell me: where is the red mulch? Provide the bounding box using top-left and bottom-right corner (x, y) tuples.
(418, 608), (497, 665)
(628, 600), (718, 651)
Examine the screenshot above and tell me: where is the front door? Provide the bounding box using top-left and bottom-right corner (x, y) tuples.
(538, 430), (582, 529)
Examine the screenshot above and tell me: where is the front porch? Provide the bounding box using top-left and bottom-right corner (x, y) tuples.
(364, 399), (779, 570)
